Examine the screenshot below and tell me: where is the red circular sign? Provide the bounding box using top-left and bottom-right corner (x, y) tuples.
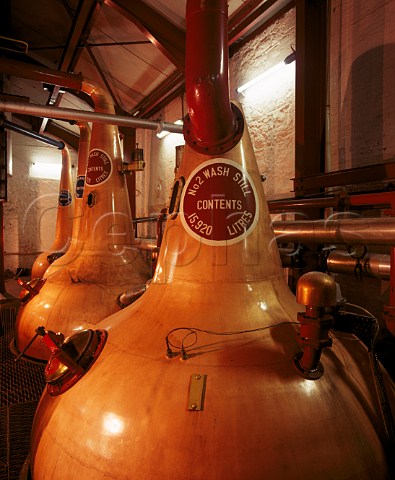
(180, 159), (259, 245)
(86, 149), (112, 186)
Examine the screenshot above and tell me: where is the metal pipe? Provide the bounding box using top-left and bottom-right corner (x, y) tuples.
(0, 57), (180, 134)
(348, 192), (395, 209)
(4, 252), (43, 255)
(0, 119), (65, 149)
(0, 100), (183, 134)
(131, 215), (395, 247)
(268, 196), (338, 212)
(117, 283), (148, 309)
(326, 250), (390, 280)
(273, 218), (395, 246)
(268, 191), (395, 212)
(184, 0), (243, 154)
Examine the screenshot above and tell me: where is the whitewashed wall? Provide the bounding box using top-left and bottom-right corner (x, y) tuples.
(3, 133), (76, 272)
(135, 98), (185, 238)
(231, 8), (296, 200)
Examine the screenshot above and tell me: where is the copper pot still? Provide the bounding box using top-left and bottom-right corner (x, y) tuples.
(30, 0), (394, 478)
(44, 121), (91, 278)
(14, 84), (150, 361)
(30, 142), (74, 279)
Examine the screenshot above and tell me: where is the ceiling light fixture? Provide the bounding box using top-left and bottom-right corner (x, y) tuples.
(236, 50), (296, 94)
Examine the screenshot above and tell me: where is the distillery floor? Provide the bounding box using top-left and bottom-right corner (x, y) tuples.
(0, 277), (46, 480)
(1, 276), (395, 480)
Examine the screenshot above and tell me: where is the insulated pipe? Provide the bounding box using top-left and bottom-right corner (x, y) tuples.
(0, 100), (183, 134)
(0, 119), (65, 149)
(326, 250), (390, 280)
(184, 0), (244, 154)
(273, 218), (395, 246)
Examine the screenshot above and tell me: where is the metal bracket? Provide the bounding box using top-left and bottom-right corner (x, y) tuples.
(117, 161), (145, 174)
(187, 374), (207, 411)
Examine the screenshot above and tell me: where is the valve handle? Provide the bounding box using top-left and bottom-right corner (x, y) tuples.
(14, 325), (46, 362)
(17, 277), (35, 293)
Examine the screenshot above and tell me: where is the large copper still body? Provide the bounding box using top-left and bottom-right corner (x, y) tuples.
(30, 143), (74, 279)
(15, 84), (150, 361)
(29, 1), (394, 478)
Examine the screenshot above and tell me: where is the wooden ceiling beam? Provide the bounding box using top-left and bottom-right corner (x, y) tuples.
(132, 1), (289, 118)
(38, 0), (98, 133)
(104, 0), (186, 72)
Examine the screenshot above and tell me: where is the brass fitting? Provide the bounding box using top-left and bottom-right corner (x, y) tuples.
(293, 272), (336, 380)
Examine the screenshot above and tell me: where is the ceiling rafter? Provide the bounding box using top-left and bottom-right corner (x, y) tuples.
(8, 1), (292, 129)
(229, 0), (293, 45)
(230, 0), (295, 56)
(130, 71), (184, 118)
(103, 0), (186, 72)
(59, 0), (98, 72)
(132, 0), (288, 118)
(40, 0), (98, 134)
(85, 44), (123, 114)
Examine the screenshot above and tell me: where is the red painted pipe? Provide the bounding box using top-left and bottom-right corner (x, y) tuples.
(184, 0), (243, 154)
(348, 191), (395, 209)
(391, 248), (395, 306)
(383, 247), (395, 334)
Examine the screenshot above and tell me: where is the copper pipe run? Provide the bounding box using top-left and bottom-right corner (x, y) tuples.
(326, 250), (390, 280)
(269, 196), (338, 212)
(273, 218), (395, 246)
(117, 283), (148, 309)
(131, 215), (395, 247)
(0, 100), (183, 134)
(184, 0), (244, 154)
